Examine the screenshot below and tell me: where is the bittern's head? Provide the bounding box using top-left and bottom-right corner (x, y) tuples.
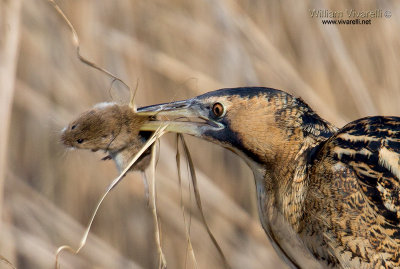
(138, 87), (335, 168)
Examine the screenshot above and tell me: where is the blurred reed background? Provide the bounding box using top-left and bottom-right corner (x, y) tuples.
(1, 0), (400, 268)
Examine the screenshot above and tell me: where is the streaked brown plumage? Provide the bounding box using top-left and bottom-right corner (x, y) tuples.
(138, 87), (400, 268)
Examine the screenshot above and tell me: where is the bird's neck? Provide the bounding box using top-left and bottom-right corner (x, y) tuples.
(268, 122), (337, 233)
(261, 138), (316, 232)
(239, 98), (337, 232)
(227, 93), (337, 230)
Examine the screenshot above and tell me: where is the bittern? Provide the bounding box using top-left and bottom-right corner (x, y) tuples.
(138, 87), (400, 268)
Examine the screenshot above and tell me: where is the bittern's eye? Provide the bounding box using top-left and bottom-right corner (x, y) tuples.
(212, 102), (224, 117)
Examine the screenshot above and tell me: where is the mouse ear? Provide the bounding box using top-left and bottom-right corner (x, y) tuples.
(129, 80), (139, 112)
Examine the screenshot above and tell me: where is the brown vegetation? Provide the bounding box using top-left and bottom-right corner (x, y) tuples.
(1, 0), (400, 268)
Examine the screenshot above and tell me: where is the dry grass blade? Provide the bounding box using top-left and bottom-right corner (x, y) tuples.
(47, 0), (130, 92)
(178, 134), (231, 269)
(129, 81), (140, 112)
(141, 171), (150, 206)
(150, 143), (167, 269)
(106, 125), (168, 192)
(176, 135), (198, 269)
(0, 255), (16, 269)
(55, 125), (168, 268)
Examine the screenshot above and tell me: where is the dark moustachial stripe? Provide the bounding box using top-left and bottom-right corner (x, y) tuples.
(204, 116), (265, 165)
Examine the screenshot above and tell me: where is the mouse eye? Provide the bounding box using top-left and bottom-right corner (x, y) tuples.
(212, 102), (224, 118)
(77, 138), (84, 144)
(71, 125), (76, 130)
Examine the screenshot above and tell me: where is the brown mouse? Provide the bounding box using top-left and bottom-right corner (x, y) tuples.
(61, 102), (152, 172)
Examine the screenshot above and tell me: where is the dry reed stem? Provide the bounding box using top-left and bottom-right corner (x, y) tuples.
(0, 0), (22, 266)
(55, 126), (168, 268)
(0, 0), (22, 227)
(0, 254), (16, 269)
(176, 135), (198, 269)
(178, 134), (231, 269)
